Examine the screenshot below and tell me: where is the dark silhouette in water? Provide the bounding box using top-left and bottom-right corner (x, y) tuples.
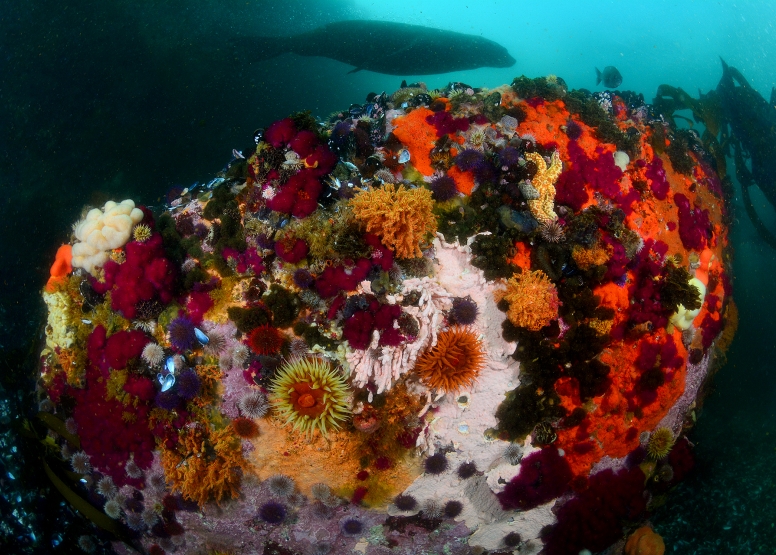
(595, 66), (622, 88)
(235, 20), (516, 75)
(654, 59), (776, 248)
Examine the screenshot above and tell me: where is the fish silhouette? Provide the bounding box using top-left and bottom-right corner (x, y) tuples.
(234, 20), (515, 76)
(595, 66), (623, 88)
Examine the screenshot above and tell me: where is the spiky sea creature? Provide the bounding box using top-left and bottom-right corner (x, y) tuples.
(239, 390), (270, 419)
(646, 427), (676, 460)
(414, 327), (485, 393)
(96, 476), (117, 498)
(141, 343), (165, 367)
(70, 451), (91, 474)
(269, 357), (351, 437)
(133, 224), (152, 243)
(540, 220), (565, 243)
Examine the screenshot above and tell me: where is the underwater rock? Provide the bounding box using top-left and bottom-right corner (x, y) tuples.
(37, 77), (734, 555)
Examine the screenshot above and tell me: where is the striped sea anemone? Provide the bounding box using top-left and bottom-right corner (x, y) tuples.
(414, 326), (485, 393)
(269, 357), (351, 437)
(247, 324), (284, 356)
(646, 427), (676, 460)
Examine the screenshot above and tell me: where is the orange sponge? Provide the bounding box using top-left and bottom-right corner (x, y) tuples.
(625, 526), (665, 555)
(45, 244), (72, 292)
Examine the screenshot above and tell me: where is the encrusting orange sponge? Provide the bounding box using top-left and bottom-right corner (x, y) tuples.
(45, 244), (72, 292)
(625, 526), (666, 555)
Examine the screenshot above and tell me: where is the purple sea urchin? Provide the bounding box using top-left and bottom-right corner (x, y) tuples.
(444, 500), (463, 518)
(498, 146), (521, 168)
(258, 501), (287, 524)
(449, 296), (478, 325)
(175, 369), (201, 399)
(292, 268), (314, 289)
(167, 316), (197, 352)
(341, 518), (364, 536)
(393, 494), (417, 511)
(454, 149), (484, 171)
(429, 175), (459, 202)
(424, 453), (448, 475)
(456, 461), (478, 479)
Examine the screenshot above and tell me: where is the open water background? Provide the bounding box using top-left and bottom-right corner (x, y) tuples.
(1, 0), (775, 552)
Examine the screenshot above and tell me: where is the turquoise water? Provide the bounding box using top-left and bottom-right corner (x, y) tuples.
(1, 0), (776, 552)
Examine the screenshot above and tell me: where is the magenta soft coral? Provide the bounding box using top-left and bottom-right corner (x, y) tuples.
(645, 157), (670, 200)
(275, 237), (309, 263)
(265, 118), (297, 148)
(72, 326), (156, 486)
(674, 193), (712, 251)
(497, 447), (572, 511)
(223, 246), (265, 275)
(315, 259), (372, 298)
(267, 169), (322, 218)
(342, 300), (403, 350)
(541, 466), (647, 555)
(555, 141), (624, 211)
(426, 110), (469, 137)
(93, 233), (176, 319)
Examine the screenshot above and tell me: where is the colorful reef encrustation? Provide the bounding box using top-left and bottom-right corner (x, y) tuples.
(37, 75), (734, 555)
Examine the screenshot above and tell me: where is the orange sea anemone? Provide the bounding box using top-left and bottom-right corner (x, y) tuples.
(414, 326), (485, 393)
(247, 324), (284, 356)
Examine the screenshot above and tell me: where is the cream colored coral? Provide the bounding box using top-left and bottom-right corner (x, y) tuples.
(525, 151), (562, 224)
(43, 290), (74, 349)
(71, 200), (144, 276)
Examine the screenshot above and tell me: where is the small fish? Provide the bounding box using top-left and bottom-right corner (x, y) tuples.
(232, 148), (245, 159)
(595, 66), (622, 88)
(398, 149), (411, 163)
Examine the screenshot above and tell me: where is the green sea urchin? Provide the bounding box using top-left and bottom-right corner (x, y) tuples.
(269, 357), (351, 437)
